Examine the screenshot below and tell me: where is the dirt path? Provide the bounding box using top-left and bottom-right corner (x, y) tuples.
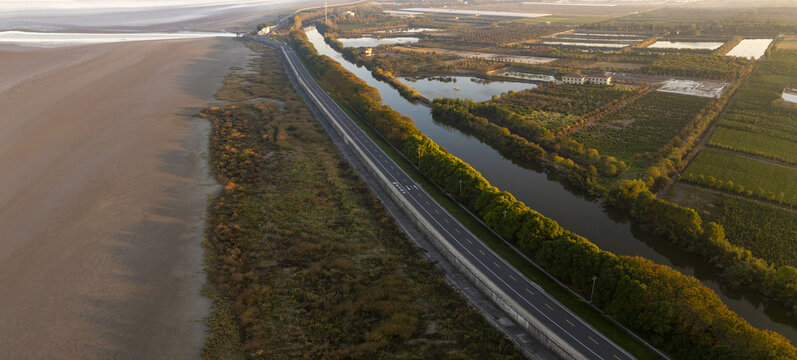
(0, 38), (253, 359)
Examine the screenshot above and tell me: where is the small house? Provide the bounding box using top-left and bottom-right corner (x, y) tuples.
(587, 73), (612, 85)
(562, 73), (586, 85)
(364, 48), (374, 57)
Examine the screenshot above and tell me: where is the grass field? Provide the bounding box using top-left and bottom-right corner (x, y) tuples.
(667, 184), (797, 267)
(200, 44), (525, 359)
(683, 148), (797, 206)
(569, 91), (709, 166)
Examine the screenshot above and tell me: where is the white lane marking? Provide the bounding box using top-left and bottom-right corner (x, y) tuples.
(566, 319), (575, 327)
(282, 47), (614, 360)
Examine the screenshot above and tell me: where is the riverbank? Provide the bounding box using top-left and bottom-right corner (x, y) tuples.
(299, 25), (797, 346)
(0, 38), (252, 358)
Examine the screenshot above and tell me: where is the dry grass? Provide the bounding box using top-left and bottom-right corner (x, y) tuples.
(777, 35), (797, 50)
(200, 43), (524, 359)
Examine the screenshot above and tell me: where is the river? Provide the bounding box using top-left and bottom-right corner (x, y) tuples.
(303, 27), (797, 343)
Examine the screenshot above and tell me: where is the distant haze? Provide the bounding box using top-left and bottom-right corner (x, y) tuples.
(1, 0), (290, 11)
(0, 0), (312, 31)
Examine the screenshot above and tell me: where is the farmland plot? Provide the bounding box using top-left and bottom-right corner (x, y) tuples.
(570, 92), (709, 165)
(683, 148), (797, 206)
(710, 49), (797, 161)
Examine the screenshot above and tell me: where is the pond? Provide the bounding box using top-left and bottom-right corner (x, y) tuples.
(726, 39), (773, 60)
(647, 41), (724, 50)
(337, 36), (418, 48)
(303, 26), (797, 343)
(400, 75), (537, 102)
(499, 71), (556, 82)
(372, 28), (441, 34)
(783, 90), (797, 104)
(542, 41), (629, 48)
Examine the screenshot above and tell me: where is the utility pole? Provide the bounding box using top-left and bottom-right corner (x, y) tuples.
(459, 179), (463, 198)
(589, 275), (598, 303)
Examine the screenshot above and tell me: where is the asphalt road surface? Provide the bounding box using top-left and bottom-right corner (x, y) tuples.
(250, 36), (636, 360)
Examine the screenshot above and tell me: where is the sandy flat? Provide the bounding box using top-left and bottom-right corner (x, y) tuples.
(0, 38), (252, 359)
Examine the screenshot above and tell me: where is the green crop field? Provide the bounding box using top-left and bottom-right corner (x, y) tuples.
(668, 184), (797, 267)
(570, 92), (709, 166)
(709, 127), (797, 164)
(709, 49), (797, 162)
(683, 148), (797, 206)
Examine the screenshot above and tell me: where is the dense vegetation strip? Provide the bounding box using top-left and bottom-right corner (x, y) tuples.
(318, 27), (430, 104)
(287, 21), (797, 359)
(712, 36), (744, 56)
(201, 44), (524, 359)
(428, 73), (797, 321)
(668, 185), (797, 268)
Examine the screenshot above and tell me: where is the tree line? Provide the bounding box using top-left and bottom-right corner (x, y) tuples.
(319, 29), (430, 104)
(434, 88), (797, 320)
(287, 20), (797, 359)
(435, 98), (627, 178)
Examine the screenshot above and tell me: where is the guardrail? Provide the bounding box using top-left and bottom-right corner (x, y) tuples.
(273, 41), (589, 360)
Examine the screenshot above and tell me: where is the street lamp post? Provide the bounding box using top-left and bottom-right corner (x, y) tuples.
(589, 275), (598, 303)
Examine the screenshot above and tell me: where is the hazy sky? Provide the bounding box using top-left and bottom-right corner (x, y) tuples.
(0, 0), (303, 31)
(1, 0), (288, 11)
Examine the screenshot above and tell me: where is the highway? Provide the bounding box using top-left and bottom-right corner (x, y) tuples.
(250, 36), (636, 360)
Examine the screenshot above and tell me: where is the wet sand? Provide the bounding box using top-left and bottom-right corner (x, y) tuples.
(0, 38), (253, 358)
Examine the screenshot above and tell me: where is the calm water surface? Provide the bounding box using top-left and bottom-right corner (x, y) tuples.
(305, 27), (797, 343)
(337, 36), (418, 48)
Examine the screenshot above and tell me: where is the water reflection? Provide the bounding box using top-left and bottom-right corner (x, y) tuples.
(303, 26), (797, 343)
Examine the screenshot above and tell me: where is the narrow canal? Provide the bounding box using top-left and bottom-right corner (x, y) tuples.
(304, 27), (797, 343)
